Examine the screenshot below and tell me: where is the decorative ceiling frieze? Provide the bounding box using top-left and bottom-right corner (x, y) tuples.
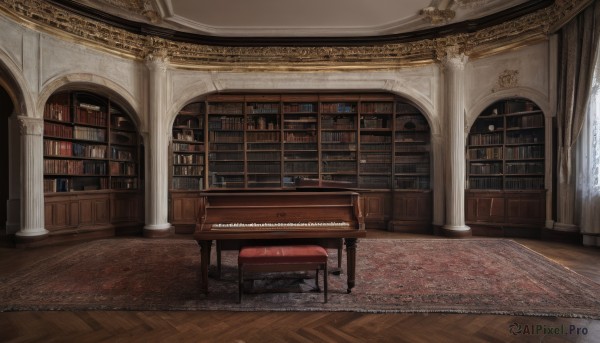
(0, 0), (590, 71)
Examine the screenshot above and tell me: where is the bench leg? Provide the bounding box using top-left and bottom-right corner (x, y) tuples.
(238, 265), (243, 304)
(324, 263), (328, 303)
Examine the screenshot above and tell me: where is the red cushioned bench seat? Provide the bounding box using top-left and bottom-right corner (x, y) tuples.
(238, 245), (328, 303)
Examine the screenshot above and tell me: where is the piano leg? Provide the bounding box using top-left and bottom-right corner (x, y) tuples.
(344, 238), (357, 294)
(199, 240), (212, 294)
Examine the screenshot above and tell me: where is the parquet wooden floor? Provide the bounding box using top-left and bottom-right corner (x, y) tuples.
(1, 231), (599, 343)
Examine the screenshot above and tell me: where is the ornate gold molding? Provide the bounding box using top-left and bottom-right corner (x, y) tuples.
(0, 0), (590, 71)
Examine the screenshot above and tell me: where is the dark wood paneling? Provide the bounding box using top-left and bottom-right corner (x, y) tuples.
(389, 190), (432, 232)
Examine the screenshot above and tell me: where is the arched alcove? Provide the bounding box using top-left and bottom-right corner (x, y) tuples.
(465, 97), (547, 237)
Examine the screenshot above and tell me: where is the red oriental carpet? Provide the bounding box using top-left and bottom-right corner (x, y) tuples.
(1, 238), (599, 318)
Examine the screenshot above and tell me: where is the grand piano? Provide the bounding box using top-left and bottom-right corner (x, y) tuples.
(194, 189), (366, 294)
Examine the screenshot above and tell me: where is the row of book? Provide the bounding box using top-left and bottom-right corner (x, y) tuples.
(208, 117), (244, 130)
(44, 177), (111, 193)
(469, 162), (503, 175)
(361, 102), (394, 113)
(284, 161), (319, 173)
(248, 152), (281, 161)
(284, 103), (316, 113)
(246, 103), (279, 114)
(360, 164), (391, 173)
(322, 161), (357, 173)
(361, 143), (392, 151)
(321, 116), (355, 129)
(173, 166), (203, 176)
(43, 142), (107, 159)
(44, 122), (73, 139)
(44, 159), (106, 175)
(172, 177), (204, 190)
(284, 122), (317, 130)
(248, 143), (281, 150)
(506, 114), (544, 128)
(506, 132), (543, 144)
(111, 178), (138, 190)
(209, 162), (244, 173)
(173, 153), (205, 165)
(173, 130), (202, 142)
(284, 132), (317, 143)
(209, 131), (244, 143)
(395, 163), (430, 173)
(323, 152), (355, 160)
(469, 177), (503, 189)
(74, 126), (106, 142)
(111, 147), (134, 160)
(173, 142), (205, 152)
(469, 133), (503, 146)
(361, 117), (390, 128)
(395, 145), (430, 153)
(208, 103), (243, 114)
(246, 116), (279, 130)
(469, 162), (544, 175)
(505, 162), (545, 174)
(322, 103), (357, 113)
(395, 177), (430, 189)
(504, 177), (544, 189)
(361, 134), (391, 143)
(109, 161), (136, 176)
(505, 146), (544, 159)
(74, 107), (107, 127)
(44, 103), (71, 122)
(321, 131), (356, 143)
(360, 152), (391, 162)
(468, 147), (503, 160)
(209, 152), (244, 160)
(247, 132), (280, 143)
(173, 116), (203, 129)
(247, 162), (280, 173)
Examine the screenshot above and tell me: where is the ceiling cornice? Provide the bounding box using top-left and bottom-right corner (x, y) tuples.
(0, 0), (590, 71)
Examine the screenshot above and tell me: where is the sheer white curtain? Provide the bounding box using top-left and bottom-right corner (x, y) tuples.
(576, 48), (600, 246)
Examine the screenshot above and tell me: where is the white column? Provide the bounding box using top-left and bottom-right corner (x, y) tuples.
(15, 116), (48, 240)
(5, 115), (21, 234)
(143, 52), (172, 237)
(431, 133), (445, 228)
(441, 49), (471, 236)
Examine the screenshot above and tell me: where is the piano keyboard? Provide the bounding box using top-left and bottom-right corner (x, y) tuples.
(212, 222), (350, 231)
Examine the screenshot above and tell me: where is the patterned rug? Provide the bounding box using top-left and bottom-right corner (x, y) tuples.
(1, 238), (600, 318)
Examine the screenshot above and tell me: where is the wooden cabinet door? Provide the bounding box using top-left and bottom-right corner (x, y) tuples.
(465, 192), (505, 223)
(506, 193), (545, 225)
(392, 191), (432, 222)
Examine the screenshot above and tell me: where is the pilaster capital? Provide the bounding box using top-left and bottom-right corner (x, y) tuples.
(17, 116), (44, 136)
(440, 45), (468, 71)
(144, 37), (170, 71)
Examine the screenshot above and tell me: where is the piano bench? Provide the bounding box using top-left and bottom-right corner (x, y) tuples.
(238, 245), (328, 304)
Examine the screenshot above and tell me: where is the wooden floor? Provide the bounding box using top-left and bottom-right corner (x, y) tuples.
(1, 231), (599, 343)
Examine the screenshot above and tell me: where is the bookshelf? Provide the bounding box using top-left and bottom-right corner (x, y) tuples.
(171, 102), (205, 191)
(168, 93), (433, 231)
(388, 102), (432, 232)
(466, 98), (546, 236)
(43, 91), (143, 238)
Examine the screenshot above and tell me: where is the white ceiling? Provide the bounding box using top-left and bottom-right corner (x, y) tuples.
(78, 0), (530, 37)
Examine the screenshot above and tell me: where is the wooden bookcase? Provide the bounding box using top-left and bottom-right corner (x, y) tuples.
(466, 98), (546, 236)
(43, 91), (143, 238)
(168, 93), (432, 231)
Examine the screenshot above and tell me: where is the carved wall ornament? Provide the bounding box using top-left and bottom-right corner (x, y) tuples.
(0, 0), (590, 71)
(421, 7), (456, 24)
(496, 69), (519, 90)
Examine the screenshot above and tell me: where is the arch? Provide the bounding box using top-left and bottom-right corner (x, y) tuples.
(167, 80), (216, 130)
(38, 74), (143, 131)
(0, 50), (34, 117)
(166, 77), (442, 136)
(467, 87), (551, 131)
